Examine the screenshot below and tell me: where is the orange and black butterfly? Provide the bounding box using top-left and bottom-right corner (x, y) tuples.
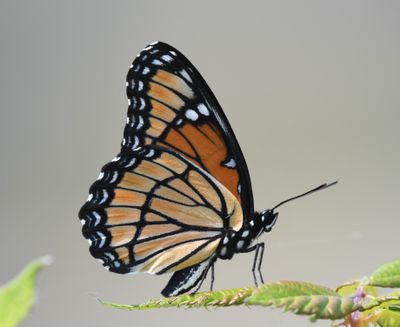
(79, 41), (335, 297)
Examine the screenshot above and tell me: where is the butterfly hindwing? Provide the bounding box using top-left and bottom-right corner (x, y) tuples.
(123, 41), (254, 220)
(79, 146), (243, 275)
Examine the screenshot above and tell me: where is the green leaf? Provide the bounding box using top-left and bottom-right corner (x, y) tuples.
(336, 281), (379, 297)
(377, 307), (400, 327)
(98, 280), (360, 322)
(0, 256), (52, 327)
(369, 259), (400, 288)
(359, 292), (400, 327)
(98, 286), (255, 310)
(245, 281), (358, 320)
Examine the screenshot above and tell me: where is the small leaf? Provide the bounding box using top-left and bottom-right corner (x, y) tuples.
(369, 259), (400, 288)
(336, 281), (379, 297)
(0, 256), (52, 327)
(377, 307), (400, 327)
(245, 281), (358, 320)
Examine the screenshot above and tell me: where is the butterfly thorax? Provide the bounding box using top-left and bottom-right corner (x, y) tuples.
(217, 209), (279, 260)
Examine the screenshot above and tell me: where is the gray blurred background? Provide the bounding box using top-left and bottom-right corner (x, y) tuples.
(1, 1), (399, 326)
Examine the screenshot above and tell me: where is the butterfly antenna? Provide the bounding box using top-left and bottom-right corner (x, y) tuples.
(272, 181), (338, 211)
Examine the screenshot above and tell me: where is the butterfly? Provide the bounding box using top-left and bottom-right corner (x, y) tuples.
(79, 41), (335, 297)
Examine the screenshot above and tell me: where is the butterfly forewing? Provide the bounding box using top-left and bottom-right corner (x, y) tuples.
(79, 146), (243, 274)
(123, 42), (254, 220)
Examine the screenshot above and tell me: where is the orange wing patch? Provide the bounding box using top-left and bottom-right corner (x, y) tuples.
(160, 123), (241, 201)
(138, 224), (181, 241)
(111, 189), (146, 207)
(152, 70), (194, 99)
(117, 172), (156, 192)
(148, 82), (185, 110)
(105, 207), (141, 225)
(150, 99), (176, 122)
(109, 226), (137, 247)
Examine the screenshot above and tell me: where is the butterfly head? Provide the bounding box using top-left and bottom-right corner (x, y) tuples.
(259, 209), (279, 233)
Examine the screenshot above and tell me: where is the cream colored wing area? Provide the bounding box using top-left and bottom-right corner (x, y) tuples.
(137, 238), (221, 274)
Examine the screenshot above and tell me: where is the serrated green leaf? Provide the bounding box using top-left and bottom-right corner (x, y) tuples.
(99, 286), (255, 310)
(245, 281), (358, 320)
(377, 307), (400, 327)
(369, 259), (400, 288)
(97, 280), (362, 320)
(0, 256), (52, 327)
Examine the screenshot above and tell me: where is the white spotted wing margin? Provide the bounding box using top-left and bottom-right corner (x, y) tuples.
(79, 145), (243, 295)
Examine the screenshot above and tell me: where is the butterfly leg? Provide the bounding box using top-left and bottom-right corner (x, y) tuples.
(210, 263), (215, 291)
(243, 242), (265, 286)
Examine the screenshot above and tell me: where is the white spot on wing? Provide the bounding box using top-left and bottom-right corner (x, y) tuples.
(131, 135), (140, 149)
(143, 67), (150, 75)
(98, 190), (109, 205)
(152, 59), (163, 66)
(139, 98), (146, 110)
(242, 230), (250, 238)
(97, 172), (104, 180)
(97, 232), (106, 248)
(80, 219), (86, 225)
(185, 109), (199, 121)
(87, 193), (93, 201)
(109, 171), (119, 183)
(224, 158), (236, 168)
(92, 211), (101, 226)
(124, 157), (136, 168)
(145, 149), (155, 158)
(180, 69), (192, 83)
(197, 103), (209, 116)
(137, 115), (144, 129)
(161, 54), (173, 62)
